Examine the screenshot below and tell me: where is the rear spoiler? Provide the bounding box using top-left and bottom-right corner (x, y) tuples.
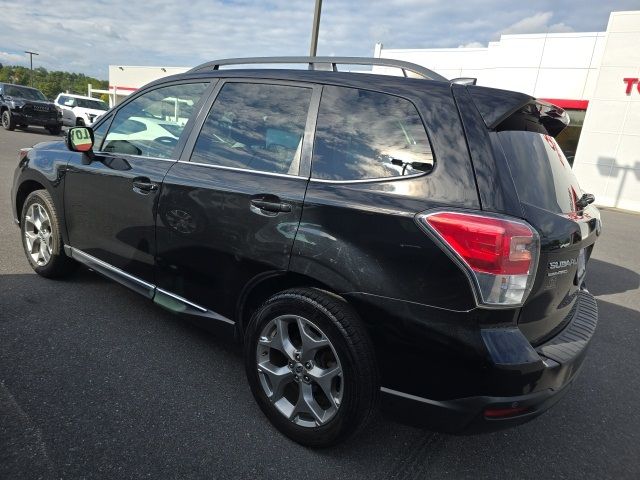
(466, 85), (570, 137)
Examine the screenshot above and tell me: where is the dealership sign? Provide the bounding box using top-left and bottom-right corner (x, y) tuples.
(623, 78), (640, 94)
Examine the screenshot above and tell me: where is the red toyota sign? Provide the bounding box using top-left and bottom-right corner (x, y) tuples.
(624, 78), (640, 94)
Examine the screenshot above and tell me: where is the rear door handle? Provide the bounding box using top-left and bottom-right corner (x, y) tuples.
(132, 178), (158, 193)
(250, 199), (292, 213)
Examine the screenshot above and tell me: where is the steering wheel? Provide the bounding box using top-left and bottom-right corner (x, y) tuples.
(154, 136), (178, 147)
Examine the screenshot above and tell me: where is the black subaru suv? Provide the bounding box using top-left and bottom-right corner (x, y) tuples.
(1, 82), (62, 134)
(10, 57), (600, 447)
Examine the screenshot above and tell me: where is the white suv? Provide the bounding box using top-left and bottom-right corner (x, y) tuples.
(54, 93), (109, 127)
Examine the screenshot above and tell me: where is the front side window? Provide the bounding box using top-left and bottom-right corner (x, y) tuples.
(76, 98), (109, 111)
(92, 115), (111, 151)
(312, 86), (434, 181)
(102, 83), (209, 159)
(191, 82), (312, 175)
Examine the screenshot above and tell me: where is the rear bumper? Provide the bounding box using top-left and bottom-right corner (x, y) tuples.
(380, 290), (597, 433)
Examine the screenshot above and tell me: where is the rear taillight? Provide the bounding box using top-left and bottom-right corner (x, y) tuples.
(417, 211), (540, 307)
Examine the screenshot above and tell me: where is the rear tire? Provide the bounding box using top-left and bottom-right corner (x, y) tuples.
(21, 190), (76, 278)
(47, 125), (61, 135)
(2, 110), (16, 130)
(244, 288), (378, 447)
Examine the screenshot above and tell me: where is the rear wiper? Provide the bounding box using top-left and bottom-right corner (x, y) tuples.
(576, 193), (595, 209)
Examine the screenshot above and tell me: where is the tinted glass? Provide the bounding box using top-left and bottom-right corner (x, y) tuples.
(75, 98), (109, 110)
(93, 115), (111, 151)
(191, 83), (312, 175)
(498, 131), (582, 214)
(555, 109), (586, 166)
(103, 83), (208, 158)
(312, 86), (434, 181)
(4, 85), (47, 101)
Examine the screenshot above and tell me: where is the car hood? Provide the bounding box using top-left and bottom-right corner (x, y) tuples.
(6, 96), (55, 107)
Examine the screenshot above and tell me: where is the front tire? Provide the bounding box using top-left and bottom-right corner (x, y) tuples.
(2, 110), (16, 130)
(47, 125), (61, 135)
(244, 288), (378, 447)
(21, 190), (76, 278)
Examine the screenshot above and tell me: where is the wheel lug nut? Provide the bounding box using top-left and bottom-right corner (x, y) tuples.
(294, 353), (300, 361)
(305, 362), (312, 370)
(303, 375), (310, 382)
(294, 375), (299, 381)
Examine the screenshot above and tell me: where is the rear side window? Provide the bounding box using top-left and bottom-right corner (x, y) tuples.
(498, 131), (582, 214)
(312, 86), (434, 181)
(191, 82), (312, 175)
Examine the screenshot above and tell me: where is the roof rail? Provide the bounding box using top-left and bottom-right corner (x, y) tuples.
(188, 56), (448, 82)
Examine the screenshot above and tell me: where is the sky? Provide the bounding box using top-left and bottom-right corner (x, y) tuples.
(0, 0), (639, 80)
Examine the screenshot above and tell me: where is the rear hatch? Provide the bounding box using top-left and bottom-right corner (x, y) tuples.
(466, 87), (601, 344)
(496, 129), (600, 344)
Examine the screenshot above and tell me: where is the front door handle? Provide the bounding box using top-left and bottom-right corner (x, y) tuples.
(132, 178), (158, 193)
(250, 199), (292, 213)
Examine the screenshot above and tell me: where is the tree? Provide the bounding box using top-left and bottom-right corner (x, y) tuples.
(0, 65), (107, 100)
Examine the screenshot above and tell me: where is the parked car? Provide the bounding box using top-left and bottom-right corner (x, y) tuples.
(1, 82), (62, 134)
(54, 93), (109, 127)
(10, 57), (601, 447)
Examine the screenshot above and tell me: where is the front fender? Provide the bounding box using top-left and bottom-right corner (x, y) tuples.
(11, 141), (73, 240)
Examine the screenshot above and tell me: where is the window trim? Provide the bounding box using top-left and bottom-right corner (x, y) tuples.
(180, 78), (321, 178)
(93, 79), (217, 162)
(175, 159), (310, 180)
(310, 84), (437, 183)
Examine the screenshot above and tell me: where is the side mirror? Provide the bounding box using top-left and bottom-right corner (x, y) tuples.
(66, 126), (95, 153)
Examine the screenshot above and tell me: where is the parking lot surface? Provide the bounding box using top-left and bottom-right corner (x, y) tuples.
(1, 127), (639, 479)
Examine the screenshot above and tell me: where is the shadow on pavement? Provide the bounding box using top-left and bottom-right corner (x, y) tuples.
(2, 126), (65, 139)
(586, 258), (640, 296)
(1, 270), (639, 479)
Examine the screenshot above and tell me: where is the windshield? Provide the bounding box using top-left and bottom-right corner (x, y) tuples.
(4, 85), (47, 101)
(75, 98), (109, 110)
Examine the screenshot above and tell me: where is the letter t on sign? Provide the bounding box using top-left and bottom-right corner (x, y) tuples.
(623, 78), (639, 94)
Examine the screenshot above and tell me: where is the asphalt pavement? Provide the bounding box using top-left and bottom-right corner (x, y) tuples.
(1, 126), (639, 479)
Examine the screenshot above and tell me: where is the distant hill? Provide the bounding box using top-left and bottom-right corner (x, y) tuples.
(0, 65), (108, 101)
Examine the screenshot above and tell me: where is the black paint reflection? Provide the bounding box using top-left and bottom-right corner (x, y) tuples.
(312, 86), (434, 180)
(191, 83), (311, 175)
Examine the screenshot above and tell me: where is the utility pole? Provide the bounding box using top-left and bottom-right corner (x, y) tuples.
(309, 0), (322, 57)
(24, 51), (39, 86)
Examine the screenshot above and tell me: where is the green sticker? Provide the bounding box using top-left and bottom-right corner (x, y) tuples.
(72, 128), (92, 151)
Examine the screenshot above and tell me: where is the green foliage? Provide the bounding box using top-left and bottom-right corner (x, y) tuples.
(0, 65), (107, 100)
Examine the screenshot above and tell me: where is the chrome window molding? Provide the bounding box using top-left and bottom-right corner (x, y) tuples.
(176, 160), (308, 180)
(94, 152), (178, 163)
(309, 171), (428, 184)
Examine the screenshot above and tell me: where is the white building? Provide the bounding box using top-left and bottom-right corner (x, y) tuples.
(376, 10), (640, 212)
(91, 65), (190, 106)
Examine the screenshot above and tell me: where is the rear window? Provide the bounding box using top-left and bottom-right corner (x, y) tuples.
(312, 86), (434, 181)
(497, 131), (582, 214)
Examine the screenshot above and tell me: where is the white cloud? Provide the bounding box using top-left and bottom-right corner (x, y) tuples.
(0, 51), (27, 65)
(0, 1), (633, 78)
(502, 11), (573, 35)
